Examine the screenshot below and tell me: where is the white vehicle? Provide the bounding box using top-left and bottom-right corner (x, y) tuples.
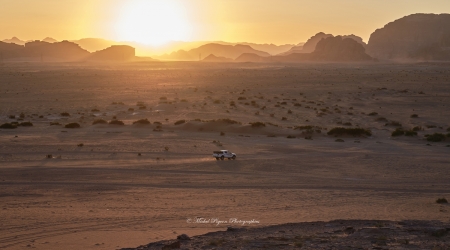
(213, 150), (236, 160)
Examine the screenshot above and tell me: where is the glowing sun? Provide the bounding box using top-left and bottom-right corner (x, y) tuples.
(115, 0), (192, 46)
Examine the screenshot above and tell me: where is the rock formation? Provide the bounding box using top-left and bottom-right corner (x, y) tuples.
(234, 53), (266, 62)
(309, 36), (373, 61)
(202, 54), (232, 62)
(23, 40), (90, 61)
(88, 45), (135, 61)
(367, 13), (450, 60)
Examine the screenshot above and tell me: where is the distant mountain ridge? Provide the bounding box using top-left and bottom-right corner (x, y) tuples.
(158, 43), (271, 61)
(0, 40), (139, 62)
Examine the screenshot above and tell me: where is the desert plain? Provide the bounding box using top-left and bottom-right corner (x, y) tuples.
(0, 61), (449, 249)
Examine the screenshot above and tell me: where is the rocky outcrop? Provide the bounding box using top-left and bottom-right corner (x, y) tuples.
(302, 32), (334, 53)
(309, 36), (373, 61)
(160, 43), (270, 61)
(202, 54), (232, 62)
(235, 53), (265, 62)
(23, 40), (90, 61)
(280, 33), (366, 56)
(88, 45), (135, 61)
(367, 13), (450, 60)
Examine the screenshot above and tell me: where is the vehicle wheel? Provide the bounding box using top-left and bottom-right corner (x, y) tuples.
(220, 156), (224, 160)
(232, 155), (236, 160)
(216, 157), (219, 161)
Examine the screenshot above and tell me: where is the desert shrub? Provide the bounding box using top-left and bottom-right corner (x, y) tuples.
(109, 120), (125, 125)
(385, 121), (402, 127)
(8, 115), (15, 119)
(153, 121), (162, 125)
(50, 122), (61, 126)
(410, 114), (419, 118)
(250, 122), (265, 128)
(65, 123), (80, 128)
(19, 122), (33, 127)
(412, 126), (423, 131)
(376, 117), (388, 122)
(19, 112), (25, 118)
(174, 120), (186, 125)
(92, 119), (107, 125)
(128, 108), (134, 111)
(77, 143), (84, 147)
(208, 239), (225, 246)
(295, 125), (313, 130)
(61, 112), (70, 117)
(287, 109), (292, 114)
(391, 128), (405, 137)
(426, 125), (436, 128)
(327, 127), (372, 137)
(91, 108), (100, 112)
(447, 127), (450, 132)
(159, 97), (167, 100)
(213, 100), (221, 104)
(426, 133), (446, 142)
(220, 132), (225, 136)
(335, 139), (345, 142)
(404, 130), (418, 136)
(133, 119), (151, 125)
(138, 106), (146, 110)
(164, 146), (169, 151)
(287, 135), (296, 139)
(281, 117), (287, 121)
(436, 198), (448, 204)
(229, 101), (236, 107)
(368, 112), (378, 116)
(343, 122), (352, 126)
(0, 123), (18, 129)
(237, 97), (246, 100)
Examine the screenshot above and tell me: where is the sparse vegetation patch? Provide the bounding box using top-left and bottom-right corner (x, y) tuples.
(327, 127), (372, 137)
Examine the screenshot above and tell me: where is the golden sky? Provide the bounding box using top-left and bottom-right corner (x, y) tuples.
(1, 0), (450, 45)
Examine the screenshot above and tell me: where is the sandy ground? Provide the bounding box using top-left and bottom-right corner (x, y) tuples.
(0, 61), (449, 249)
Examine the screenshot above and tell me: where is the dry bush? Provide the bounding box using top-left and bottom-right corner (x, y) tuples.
(425, 133), (446, 142)
(250, 122), (265, 128)
(133, 119), (151, 125)
(109, 120), (125, 125)
(61, 112), (70, 117)
(327, 127), (372, 137)
(0, 123), (17, 129)
(174, 120), (186, 125)
(92, 119), (107, 125)
(65, 123), (80, 128)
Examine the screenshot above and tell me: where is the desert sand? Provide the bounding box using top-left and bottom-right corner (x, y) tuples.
(0, 61), (449, 249)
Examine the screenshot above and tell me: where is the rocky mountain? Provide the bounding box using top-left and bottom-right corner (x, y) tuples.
(201, 54), (232, 62)
(2, 37), (27, 45)
(367, 13), (450, 60)
(42, 37), (58, 43)
(88, 45), (135, 61)
(240, 36), (372, 63)
(309, 36), (372, 61)
(159, 43), (271, 61)
(280, 33), (366, 56)
(235, 53), (266, 62)
(22, 40), (90, 61)
(0, 40), (142, 62)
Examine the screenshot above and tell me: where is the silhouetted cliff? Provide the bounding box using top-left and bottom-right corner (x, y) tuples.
(367, 14), (450, 60)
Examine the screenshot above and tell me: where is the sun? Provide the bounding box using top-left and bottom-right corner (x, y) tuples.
(115, 0), (192, 46)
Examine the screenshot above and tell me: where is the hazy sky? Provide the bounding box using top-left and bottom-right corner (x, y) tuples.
(1, 0), (450, 45)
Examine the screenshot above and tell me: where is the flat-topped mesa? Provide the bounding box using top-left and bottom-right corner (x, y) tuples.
(88, 45), (136, 61)
(367, 13), (450, 60)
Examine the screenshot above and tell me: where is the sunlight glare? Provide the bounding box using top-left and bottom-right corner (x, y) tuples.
(115, 0), (192, 46)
